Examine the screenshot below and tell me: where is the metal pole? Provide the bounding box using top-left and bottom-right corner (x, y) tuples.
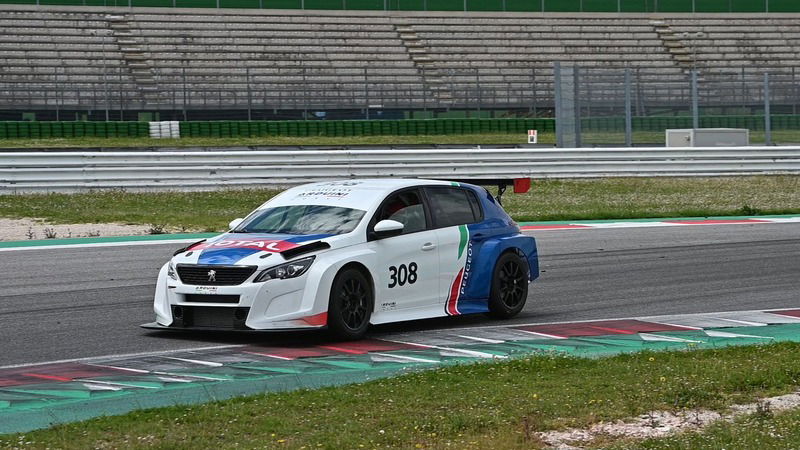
(691, 69), (699, 129)
(182, 66), (187, 121)
(303, 67), (308, 119)
(794, 67), (797, 115)
(574, 66), (581, 148)
(554, 62), (563, 147)
(624, 68), (632, 147)
(103, 32), (109, 121)
(764, 72), (772, 145)
(530, 67), (535, 115)
(55, 68), (60, 121)
(476, 69), (481, 116)
(246, 66), (252, 121)
(742, 66), (746, 113)
(364, 68), (369, 120)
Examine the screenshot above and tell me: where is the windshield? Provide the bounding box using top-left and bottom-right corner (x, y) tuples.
(234, 205), (366, 236)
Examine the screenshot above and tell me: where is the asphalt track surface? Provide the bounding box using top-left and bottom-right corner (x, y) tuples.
(2, 223), (798, 367)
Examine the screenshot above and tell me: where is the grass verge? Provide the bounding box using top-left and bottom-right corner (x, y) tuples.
(0, 133), (548, 149)
(0, 177), (798, 231)
(2, 342), (799, 449)
(1, 130), (798, 149)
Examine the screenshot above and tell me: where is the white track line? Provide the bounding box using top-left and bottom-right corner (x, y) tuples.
(521, 217), (800, 232)
(4, 307), (798, 370)
(0, 344), (244, 370)
(0, 238), (200, 252)
(4, 217), (800, 251)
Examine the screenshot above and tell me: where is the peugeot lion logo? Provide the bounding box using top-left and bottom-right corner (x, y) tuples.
(207, 270), (217, 282)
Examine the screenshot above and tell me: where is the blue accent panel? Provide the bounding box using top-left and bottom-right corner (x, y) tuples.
(196, 233), (332, 265)
(456, 299), (490, 314)
(453, 183), (540, 312)
(199, 248), (260, 265)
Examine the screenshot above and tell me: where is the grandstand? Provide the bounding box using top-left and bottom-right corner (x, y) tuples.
(1, 3), (800, 120)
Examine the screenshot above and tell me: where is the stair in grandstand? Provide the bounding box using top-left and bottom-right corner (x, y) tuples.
(395, 23), (454, 103)
(105, 13), (166, 105)
(651, 20), (703, 76)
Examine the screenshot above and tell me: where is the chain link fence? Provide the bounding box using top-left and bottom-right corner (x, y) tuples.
(555, 65), (800, 146)
(4, 63), (800, 146)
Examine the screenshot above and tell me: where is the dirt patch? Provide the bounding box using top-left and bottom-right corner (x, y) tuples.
(0, 218), (162, 241)
(538, 391), (800, 449)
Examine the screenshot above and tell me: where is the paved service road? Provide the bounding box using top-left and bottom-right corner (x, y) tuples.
(2, 223), (798, 366)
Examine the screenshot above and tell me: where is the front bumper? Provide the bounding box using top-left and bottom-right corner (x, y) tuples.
(152, 262), (330, 331)
(139, 321), (321, 333)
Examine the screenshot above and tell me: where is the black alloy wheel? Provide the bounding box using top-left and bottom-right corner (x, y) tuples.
(487, 252), (529, 319)
(328, 268), (372, 340)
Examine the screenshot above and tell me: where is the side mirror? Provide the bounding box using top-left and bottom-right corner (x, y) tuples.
(229, 218), (244, 230)
(373, 219), (404, 239)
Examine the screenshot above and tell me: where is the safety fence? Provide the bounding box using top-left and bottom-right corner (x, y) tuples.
(2, 146), (799, 193)
(3, 115), (800, 140)
(0, 118), (552, 139)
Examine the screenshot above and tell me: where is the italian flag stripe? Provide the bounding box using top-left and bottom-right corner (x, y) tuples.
(457, 224), (468, 259)
(446, 268), (464, 315)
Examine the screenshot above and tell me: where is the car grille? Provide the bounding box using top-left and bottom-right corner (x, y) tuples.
(183, 294), (240, 304)
(176, 264), (257, 286)
(170, 305), (250, 330)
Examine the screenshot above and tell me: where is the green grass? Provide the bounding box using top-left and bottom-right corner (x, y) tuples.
(611, 408), (800, 449)
(2, 342), (799, 449)
(0, 133), (550, 149)
(580, 130), (800, 145)
(0, 177), (798, 232)
(503, 176), (800, 222)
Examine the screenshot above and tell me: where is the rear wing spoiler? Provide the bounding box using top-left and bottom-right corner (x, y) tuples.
(447, 178), (531, 205)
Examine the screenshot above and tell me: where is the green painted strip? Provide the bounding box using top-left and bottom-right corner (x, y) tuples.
(0, 233), (218, 249)
(5, 214), (797, 250)
(518, 214), (800, 226)
(457, 224), (468, 259)
(0, 367), (412, 435)
(3, 323), (800, 435)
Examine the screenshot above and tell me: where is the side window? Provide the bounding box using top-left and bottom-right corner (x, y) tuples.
(426, 187), (480, 228)
(466, 190), (483, 221)
(376, 190), (427, 234)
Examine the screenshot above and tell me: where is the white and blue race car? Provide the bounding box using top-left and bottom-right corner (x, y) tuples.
(143, 179), (539, 339)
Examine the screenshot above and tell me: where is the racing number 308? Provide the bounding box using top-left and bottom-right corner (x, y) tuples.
(388, 262), (418, 288)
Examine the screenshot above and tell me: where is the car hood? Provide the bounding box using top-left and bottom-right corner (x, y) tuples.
(185, 232), (337, 265)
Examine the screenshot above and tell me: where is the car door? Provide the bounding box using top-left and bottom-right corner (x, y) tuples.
(424, 186), (483, 315)
(367, 188), (440, 313)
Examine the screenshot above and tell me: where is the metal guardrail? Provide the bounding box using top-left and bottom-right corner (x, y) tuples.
(2, 146), (799, 193)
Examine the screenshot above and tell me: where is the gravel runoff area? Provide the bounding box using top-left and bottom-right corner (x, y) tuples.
(0, 218), (160, 241)
(539, 391), (800, 449)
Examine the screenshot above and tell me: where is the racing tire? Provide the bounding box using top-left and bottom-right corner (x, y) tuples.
(487, 252), (529, 319)
(327, 267), (373, 340)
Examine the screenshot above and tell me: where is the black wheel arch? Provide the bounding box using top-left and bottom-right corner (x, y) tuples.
(497, 247), (530, 273)
(336, 261), (376, 314)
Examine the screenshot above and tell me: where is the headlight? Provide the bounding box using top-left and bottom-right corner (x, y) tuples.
(167, 261), (178, 281)
(255, 256), (315, 282)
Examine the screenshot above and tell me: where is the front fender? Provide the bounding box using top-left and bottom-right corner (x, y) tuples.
(464, 234), (538, 301)
(153, 262), (173, 326)
(245, 245), (379, 328)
